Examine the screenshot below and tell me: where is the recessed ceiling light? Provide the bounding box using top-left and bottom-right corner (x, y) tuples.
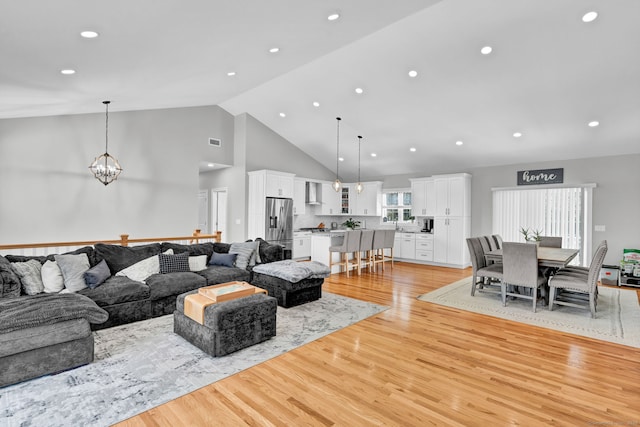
(355, 87), (364, 94)
(455, 140), (464, 146)
(312, 101), (320, 107)
(513, 132), (523, 138)
(227, 71), (236, 76)
(480, 46), (493, 55)
(371, 153), (377, 157)
(588, 121), (599, 127)
(279, 112), (286, 118)
(207, 163), (215, 168)
(80, 31), (99, 38)
(410, 147), (416, 152)
(269, 47), (280, 53)
(328, 13), (340, 21)
(582, 11), (598, 23)
(339, 157), (344, 162)
(60, 69), (76, 75)
(408, 70), (418, 78)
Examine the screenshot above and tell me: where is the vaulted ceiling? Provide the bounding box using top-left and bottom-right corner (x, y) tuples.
(2, 1), (639, 181)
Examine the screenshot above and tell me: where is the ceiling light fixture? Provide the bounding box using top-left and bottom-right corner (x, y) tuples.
(207, 163), (215, 168)
(355, 87), (364, 94)
(328, 13), (340, 21)
(588, 121), (600, 127)
(481, 46), (493, 55)
(339, 157), (344, 162)
(582, 11), (598, 23)
(279, 112), (286, 118)
(80, 31), (99, 38)
(312, 101), (320, 107)
(456, 140), (464, 146)
(410, 147), (417, 152)
(60, 69), (76, 75)
(89, 101), (122, 185)
(332, 117), (342, 192)
(269, 47), (280, 53)
(227, 71), (236, 76)
(408, 70), (418, 78)
(371, 153), (377, 157)
(513, 132), (523, 138)
(355, 135), (364, 194)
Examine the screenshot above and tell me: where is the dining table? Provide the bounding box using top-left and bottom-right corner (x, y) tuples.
(484, 246), (579, 268)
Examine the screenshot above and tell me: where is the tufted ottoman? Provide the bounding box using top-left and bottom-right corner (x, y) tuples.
(251, 260), (330, 308)
(173, 290), (277, 357)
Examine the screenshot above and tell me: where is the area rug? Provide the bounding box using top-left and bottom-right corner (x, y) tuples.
(418, 277), (640, 348)
(0, 292), (386, 427)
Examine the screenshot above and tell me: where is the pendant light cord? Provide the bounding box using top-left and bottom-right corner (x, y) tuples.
(103, 100), (111, 154)
(357, 135), (362, 183)
(336, 117), (341, 180)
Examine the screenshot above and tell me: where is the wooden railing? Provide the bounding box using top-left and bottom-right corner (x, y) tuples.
(0, 229), (222, 256)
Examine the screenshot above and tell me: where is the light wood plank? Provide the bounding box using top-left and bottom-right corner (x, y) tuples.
(115, 262), (640, 426)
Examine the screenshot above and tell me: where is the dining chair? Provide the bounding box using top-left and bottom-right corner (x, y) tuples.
(501, 242), (547, 312)
(382, 230), (396, 268)
(548, 240), (607, 318)
(492, 234), (503, 249)
(371, 229), (386, 272)
(329, 230), (362, 277)
(466, 237), (503, 296)
(539, 236), (562, 248)
(558, 240), (607, 277)
(358, 230), (375, 274)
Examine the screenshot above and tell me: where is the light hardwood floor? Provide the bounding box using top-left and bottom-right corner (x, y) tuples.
(116, 262), (640, 426)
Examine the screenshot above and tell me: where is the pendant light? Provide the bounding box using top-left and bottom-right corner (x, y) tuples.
(355, 135), (364, 193)
(332, 117), (342, 192)
(89, 101), (122, 185)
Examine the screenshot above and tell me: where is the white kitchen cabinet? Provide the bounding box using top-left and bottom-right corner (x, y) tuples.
(265, 171), (294, 198)
(293, 178), (306, 215)
(311, 232), (347, 274)
(415, 233), (433, 262)
(354, 181), (382, 216)
(410, 178), (435, 217)
(433, 217), (469, 265)
(434, 173), (471, 217)
(320, 183), (341, 215)
(340, 185), (353, 215)
(293, 231), (311, 259)
(398, 233), (416, 260)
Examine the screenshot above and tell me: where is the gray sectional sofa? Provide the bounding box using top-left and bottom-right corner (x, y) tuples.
(0, 238), (284, 387)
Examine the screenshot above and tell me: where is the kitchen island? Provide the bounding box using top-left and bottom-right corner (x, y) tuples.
(310, 231), (346, 274)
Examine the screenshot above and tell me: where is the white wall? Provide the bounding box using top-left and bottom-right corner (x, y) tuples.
(0, 105), (233, 243)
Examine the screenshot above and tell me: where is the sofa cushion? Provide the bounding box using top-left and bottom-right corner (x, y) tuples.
(159, 252), (190, 274)
(0, 318), (91, 358)
(83, 259), (111, 289)
(41, 260), (65, 293)
(10, 259), (44, 295)
(255, 238), (285, 264)
(0, 255), (22, 299)
(229, 241), (259, 269)
(94, 243), (161, 273)
(197, 265), (251, 285)
(145, 272), (206, 300)
(4, 246), (98, 267)
(188, 255), (208, 272)
(212, 242), (231, 254)
(55, 253), (90, 292)
(160, 242), (215, 261)
(78, 276), (150, 307)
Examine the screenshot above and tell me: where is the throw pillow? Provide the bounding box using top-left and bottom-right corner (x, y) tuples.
(11, 260), (44, 295)
(159, 252), (190, 274)
(188, 255), (208, 272)
(0, 255), (21, 299)
(115, 249), (173, 282)
(41, 260), (65, 293)
(54, 253), (90, 293)
(84, 259), (111, 289)
(229, 241), (259, 269)
(208, 252), (237, 268)
(94, 243), (162, 273)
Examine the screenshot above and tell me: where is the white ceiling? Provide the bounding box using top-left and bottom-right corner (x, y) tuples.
(2, 0), (639, 182)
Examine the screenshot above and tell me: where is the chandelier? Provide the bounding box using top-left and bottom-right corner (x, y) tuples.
(89, 100), (122, 185)
(332, 117), (342, 192)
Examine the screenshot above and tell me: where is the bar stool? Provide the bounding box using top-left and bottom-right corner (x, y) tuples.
(329, 230), (361, 277)
(358, 230), (375, 274)
(383, 229), (396, 268)
(372, 229), (386, 272)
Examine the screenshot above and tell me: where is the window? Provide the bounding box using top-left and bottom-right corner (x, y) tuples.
(492, 185), (594, 265)
(382, 190), (413, 223)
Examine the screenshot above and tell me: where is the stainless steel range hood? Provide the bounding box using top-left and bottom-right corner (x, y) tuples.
(305, 182), (320, 205)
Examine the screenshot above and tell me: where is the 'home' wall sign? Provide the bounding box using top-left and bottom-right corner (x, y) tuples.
(517, 168), (564, 186)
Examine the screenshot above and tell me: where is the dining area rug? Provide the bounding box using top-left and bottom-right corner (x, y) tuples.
(418, 277), (640, 348)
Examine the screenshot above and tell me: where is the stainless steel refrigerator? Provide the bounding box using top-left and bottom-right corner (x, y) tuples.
(265, 197), (293, 258)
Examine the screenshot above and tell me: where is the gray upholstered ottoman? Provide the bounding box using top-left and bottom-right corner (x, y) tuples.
(174, 290), (277, 357)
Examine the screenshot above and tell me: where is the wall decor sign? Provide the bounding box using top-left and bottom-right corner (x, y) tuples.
(517, 168), (564, 185)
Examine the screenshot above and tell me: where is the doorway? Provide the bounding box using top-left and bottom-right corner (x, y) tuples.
(211, 188), (228, 241)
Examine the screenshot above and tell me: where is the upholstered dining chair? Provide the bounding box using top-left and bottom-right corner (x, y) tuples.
(548, 240), (607, 318)
(539, 236), (562, 248)
(371, 229), (386, 272)
(382, 229), (396, 268)
(466, 237), (503, 296)
(492, 234), (503, 249)
(329, 230), (361, 277)
(501, 242), (547, 312)
(358, 230), (375, 274)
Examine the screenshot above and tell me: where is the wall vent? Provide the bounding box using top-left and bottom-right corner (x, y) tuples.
(208, 138), (221, 147)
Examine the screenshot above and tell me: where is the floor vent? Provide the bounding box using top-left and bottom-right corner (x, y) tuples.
(208, 138), (221, 147)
